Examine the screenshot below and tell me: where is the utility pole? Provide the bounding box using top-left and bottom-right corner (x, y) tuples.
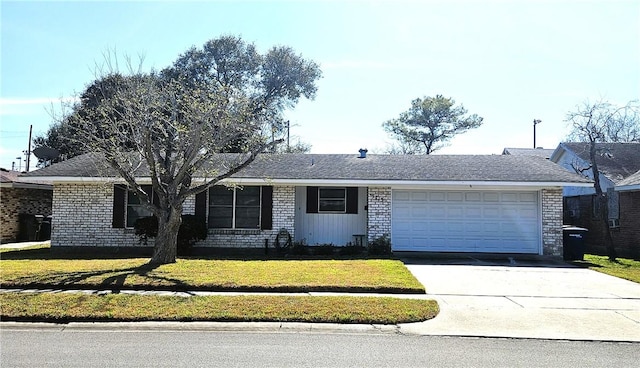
(533, 119), (542, 148)
(25, 124), (32, 171)
(286, 120), (290, 152)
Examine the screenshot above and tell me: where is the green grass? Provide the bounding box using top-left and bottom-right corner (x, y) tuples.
(0, 244), (436, 324)
(0, 292), (439, 324)
(577, 255), (640, 283)
(0, 257), (424, 293)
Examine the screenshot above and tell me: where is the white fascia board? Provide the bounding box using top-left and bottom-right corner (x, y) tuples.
(615, 184), (640, 192)
(0, 182), (53, 190)
(28, 176), (594, 189)
(18, 177), (153, 185)
(216, 178), (593, 189)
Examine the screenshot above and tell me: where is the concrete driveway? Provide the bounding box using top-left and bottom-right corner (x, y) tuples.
(400, 258), (640, 341)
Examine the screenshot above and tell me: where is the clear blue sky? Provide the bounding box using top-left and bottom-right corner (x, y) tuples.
(1, 0), (638, 171)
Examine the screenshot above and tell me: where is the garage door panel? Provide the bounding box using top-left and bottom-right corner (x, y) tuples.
(411, 191), (428, 201)
(392, 190), (540, 253)
(465, 192), (482, 201)
(411, 207), (429, 217)
(501, 193), (519, 202)
(483, 192), (500, 202)
(465, 207), (483, 217)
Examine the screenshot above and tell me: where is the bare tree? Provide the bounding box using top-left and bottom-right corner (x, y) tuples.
(64, 36), (321, 265)
(383, 95), (483, 154)
(565, 99), (640, 261)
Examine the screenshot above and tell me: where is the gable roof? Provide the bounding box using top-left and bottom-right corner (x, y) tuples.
(502, 147), (555, 159)
(552, 142), (640, 184)
(616, 169), (640, 192)
(0, 168), (52, 189)
(22, 152), (591, 187)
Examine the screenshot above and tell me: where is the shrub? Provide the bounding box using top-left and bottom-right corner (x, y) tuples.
(134, 215), (207, 255)
(289, 240), (309, 256)
(312, 244), (336, 256)
(339, 245), (366, 256)
(368, 234), (392, 256)
(134, 216), (158, 246)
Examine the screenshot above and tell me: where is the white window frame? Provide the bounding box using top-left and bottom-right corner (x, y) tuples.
(318, 187), (347, 213)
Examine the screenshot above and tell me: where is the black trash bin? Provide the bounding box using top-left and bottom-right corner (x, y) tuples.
(563, 226), (588, 261)
(39, 216), (52, 241)
(18, 214), (38, 241)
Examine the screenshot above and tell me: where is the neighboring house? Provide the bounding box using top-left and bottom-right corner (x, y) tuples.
(550, 142), (640, 257)
(22, 151), (591, 257)
(613, 170), (640, 257)
(502, 147), (555, 160)
(0, 168), (53, 243)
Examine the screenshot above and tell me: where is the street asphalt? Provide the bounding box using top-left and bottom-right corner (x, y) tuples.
(2, 241), (639, 342)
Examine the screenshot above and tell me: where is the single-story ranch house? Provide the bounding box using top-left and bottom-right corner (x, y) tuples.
(22, 151), (592, 257)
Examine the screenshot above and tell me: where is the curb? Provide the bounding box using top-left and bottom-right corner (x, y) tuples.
(0, 321), (402, 335)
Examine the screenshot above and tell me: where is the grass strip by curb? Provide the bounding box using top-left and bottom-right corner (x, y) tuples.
(0, 292), (439, 325)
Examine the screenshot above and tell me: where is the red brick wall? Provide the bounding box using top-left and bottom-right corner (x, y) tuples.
(564, 193), (639, 258)
(0, 187), (53, 243)
(614, 191), (640, 258)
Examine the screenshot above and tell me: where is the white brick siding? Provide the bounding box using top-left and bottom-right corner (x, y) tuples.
(541, 188), (563, 256)
(51, 183), (296, 249)
(51, 183), (142, 247)
(367, 187), (391, 242)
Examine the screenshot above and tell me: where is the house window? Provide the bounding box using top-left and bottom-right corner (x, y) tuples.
(306, 186), (359, 214)
(208, 186), (261, 229)
(318, 187), (346, 212)
(126, 185), (155, 228)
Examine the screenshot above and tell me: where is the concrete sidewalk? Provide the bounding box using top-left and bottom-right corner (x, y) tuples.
(0, 240), (50, 249)
(400, 259), (640, 341)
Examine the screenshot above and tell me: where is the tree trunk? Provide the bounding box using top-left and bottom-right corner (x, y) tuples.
(589, 141), (617, 261)
(149, 205), (182, 265)
(598, 193), (617, 261)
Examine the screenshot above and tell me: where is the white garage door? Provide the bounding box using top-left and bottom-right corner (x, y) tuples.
(392, 190), (540, 253)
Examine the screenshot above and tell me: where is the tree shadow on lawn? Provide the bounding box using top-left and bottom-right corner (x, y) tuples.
(2, 263), (193, 293)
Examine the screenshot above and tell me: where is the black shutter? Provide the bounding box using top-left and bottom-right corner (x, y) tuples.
(346, 187), (358, 214)
(112, 184), (126, 228)
(195, 190), (207, 224)
(260, 186), (273, 230)
(306, 186), (318, 213)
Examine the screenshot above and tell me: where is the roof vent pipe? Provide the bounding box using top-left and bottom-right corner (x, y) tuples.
(358, 148), (368, 158)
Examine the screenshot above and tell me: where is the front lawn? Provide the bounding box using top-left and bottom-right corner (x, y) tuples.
(0, 292), (439, 324)
(576, 255), (640, 283)
(0, 256), (424, 293)
(0, 246), (437, 324)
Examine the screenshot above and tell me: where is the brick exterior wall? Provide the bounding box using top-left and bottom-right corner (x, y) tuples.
(50, 183), (569, 257)
(616, 191), (640, 258)
(50, 183), (296, 249)
(564, 192), (639, 258)
(1, 186), (53, 243)
(51, 183), (141, 247)
(367, 187), (391, 242)
(541, 189), (563, 257)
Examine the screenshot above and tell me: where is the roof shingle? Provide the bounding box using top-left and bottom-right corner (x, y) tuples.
(559, 142), (640, 183)
(23, 152), (591, 184)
